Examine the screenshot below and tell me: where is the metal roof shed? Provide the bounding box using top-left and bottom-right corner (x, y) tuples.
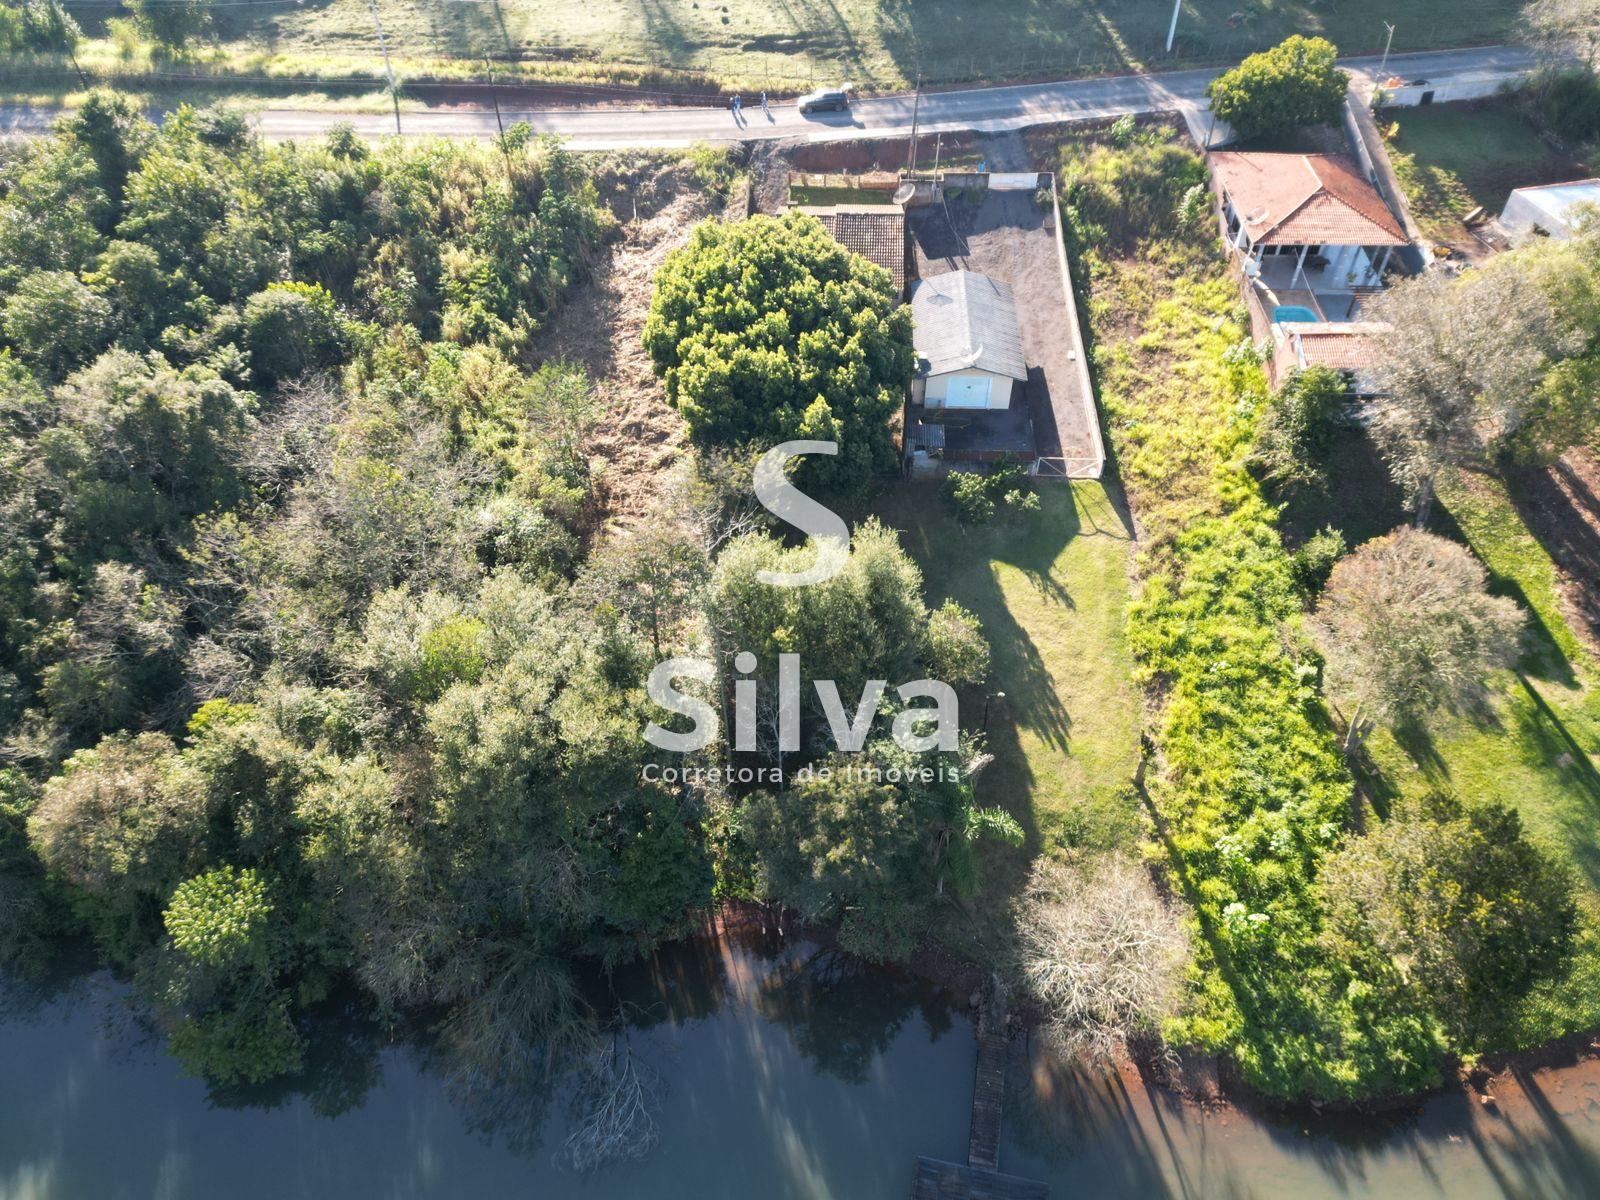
(1501, 178), (1600, 241)
(911, 270), (1028, 411)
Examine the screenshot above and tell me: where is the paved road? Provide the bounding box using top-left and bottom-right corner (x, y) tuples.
(0, 45), (1541, 148)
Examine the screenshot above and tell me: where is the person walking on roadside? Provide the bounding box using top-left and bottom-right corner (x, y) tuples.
(760, 90), (769, 117)
(731, 94), (742, 123)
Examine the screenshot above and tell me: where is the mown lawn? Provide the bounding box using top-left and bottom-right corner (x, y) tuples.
(872, 481), (1144, 957)
(1387, 100), (1593, 250)
(1351, 468), (1600, 1048)
(13, 0), (1522, 98)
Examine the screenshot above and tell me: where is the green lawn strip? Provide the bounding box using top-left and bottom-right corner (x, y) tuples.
(787, 186), (898, 207)
(1362, 680), (1600, 1049)
(14, 0), (1523, 96)
(1355, 473), (1600, 1050)
(1276, 429), (1600, 1057)
(872, 481), (1143, 957)
(1439, 470), (1594, 680)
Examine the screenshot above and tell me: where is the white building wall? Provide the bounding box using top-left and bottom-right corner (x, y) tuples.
(924, 370), (1015, 410)
(1380, 75), (1522, 107)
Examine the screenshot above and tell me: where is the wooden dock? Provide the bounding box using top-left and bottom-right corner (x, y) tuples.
(967, 1032), (1009, 1169)
(909, 976), (1050, 1199)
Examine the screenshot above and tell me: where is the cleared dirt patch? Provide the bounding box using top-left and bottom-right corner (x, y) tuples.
(536, 153), (719, 526)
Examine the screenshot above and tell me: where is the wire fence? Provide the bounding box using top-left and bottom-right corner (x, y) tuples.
(3, 0), (1398, 101)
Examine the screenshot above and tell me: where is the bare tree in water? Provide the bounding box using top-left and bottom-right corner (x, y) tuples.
(557, 1021), (663, 1173)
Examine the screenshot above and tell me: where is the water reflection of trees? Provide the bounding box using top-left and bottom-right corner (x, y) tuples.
(207, 993), (384, 1117)
(756, 944), (954, 1084)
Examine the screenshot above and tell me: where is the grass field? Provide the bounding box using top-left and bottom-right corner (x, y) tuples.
(1285, 447), (1600, 1049)
(1360, 474), (1600, 1048)
(7, 0), (1524, 100)
(871, 481), (1144, 957)
(1387, 99), (1594, 252)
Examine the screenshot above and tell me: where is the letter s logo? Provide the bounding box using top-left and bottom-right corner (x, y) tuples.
(752, 441), (851, 588)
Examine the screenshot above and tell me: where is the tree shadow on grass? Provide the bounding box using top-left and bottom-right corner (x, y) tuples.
(1504, 454), (1600, 660)
(1390, 716), (1452, 788)
(871, 0), (1136, 87)
(868, 476), (1141, 955)
(1273, 424), (1409, 552)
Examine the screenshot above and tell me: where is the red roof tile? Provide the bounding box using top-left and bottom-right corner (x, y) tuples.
(1212, 152), (1407, 246)
(795, 204), (907, 292)
(1272, 321), (1389, 380)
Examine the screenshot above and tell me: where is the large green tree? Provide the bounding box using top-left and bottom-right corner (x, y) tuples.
(1206, 36), (1349, 139)
(643, 213), (914, 492)
(1319, 794), (1576, 1046)
(1312, 527), (1525, 748)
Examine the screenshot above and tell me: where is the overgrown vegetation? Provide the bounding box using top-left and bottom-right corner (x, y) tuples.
(0, 96), (1035, 1124)
(940, 465), (1040, 524)
(1061, 126), (1583, 1098)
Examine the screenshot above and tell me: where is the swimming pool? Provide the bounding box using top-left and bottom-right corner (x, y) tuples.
(1273, 304), (1320, 323)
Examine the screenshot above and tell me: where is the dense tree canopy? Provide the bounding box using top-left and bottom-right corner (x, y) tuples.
(1371, 251), (1591, 523)
(643, 213), (914, 492)
(0, 100), (1003, 1112)
(1313, 527), (1526, 741)
(1206, 36), (1349, 140)
(1319, 793), (1576, 1046)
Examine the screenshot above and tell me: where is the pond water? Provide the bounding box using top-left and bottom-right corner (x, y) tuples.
(4, 922), (1600, 1199)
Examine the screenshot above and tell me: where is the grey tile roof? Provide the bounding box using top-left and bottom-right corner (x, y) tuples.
(910, 270), (1028, 381)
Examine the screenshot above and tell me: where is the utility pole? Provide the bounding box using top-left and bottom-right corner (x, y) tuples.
(364, 0), (402, 136)
(1165, 0), (1182, 54)
(46, 0), (90, 88)
(906, 74), (922, 176)
(1379, 22), (1396, 76)
(483, 53), (509, 168)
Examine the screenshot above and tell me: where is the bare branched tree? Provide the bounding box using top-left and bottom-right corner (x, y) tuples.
(1371, 262), (1580, 526)
(557, 1035), (663, 1173)
(1311, 527), (1526, 750)
(1015, 857), (1190, 1065)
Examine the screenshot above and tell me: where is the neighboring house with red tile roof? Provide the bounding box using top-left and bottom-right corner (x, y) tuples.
(794, 204), (907, 294)
(1211, 151), (1410, 326)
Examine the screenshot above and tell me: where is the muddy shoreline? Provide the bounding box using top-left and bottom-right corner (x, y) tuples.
(711, 900), (1600, 1133)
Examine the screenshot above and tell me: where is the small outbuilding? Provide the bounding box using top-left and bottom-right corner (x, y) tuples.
(910, 270), (1028, 411)
(794, 203), (908, 293)
(1269, 320), (1390, 396)
(1500, 178), (1600, 241)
